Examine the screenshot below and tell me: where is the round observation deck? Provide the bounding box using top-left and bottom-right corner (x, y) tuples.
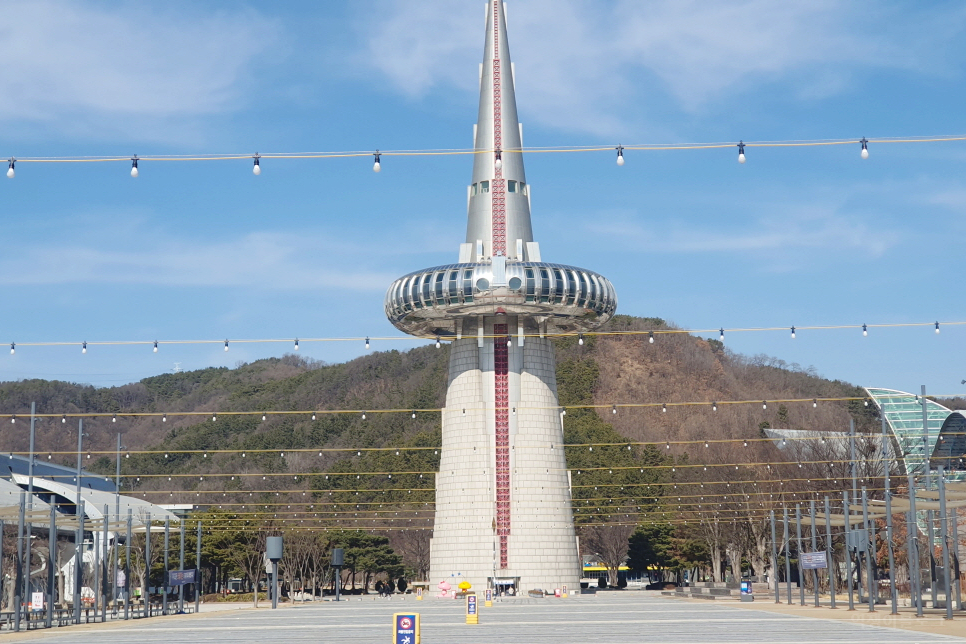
(385, 261), (617, 338)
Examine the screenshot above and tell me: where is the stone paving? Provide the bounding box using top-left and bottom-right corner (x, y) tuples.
(5, 593), (966, 644)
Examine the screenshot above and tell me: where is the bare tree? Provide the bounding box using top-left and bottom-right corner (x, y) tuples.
(581, 524), (634, 587)
(228, 530), (268, 608)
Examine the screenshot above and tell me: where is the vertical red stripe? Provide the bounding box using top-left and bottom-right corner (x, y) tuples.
(493, 322), (510, 568)
(490, 2), (506, 256)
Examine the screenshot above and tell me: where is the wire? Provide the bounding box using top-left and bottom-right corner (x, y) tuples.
(8, 134), (966, 165)
(5, 319), (963, 352)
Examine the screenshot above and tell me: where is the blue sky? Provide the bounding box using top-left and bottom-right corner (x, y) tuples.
(1, 0), (965, 399)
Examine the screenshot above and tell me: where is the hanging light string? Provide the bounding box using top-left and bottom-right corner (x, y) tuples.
(0, 391), (943, 424)
(6, 133), (966, 168)
(4, 319), (962, 355)
(11, 424), (919, 458)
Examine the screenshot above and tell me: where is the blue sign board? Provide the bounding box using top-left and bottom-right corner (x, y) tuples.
(801, 552), (828, 570)
(167, 569), (197, 586)
(394, 613), (419, 644)
(467, 595), (477, 615)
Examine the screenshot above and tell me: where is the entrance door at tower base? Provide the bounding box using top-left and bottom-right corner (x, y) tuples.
(490, 577), (520, 597)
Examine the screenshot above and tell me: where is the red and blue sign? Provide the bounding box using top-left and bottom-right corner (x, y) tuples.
(467, 595), (477, 615)
(395, 613), (418, 644)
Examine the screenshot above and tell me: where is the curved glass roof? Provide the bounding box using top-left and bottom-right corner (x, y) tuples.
(865, 387), (952, 477)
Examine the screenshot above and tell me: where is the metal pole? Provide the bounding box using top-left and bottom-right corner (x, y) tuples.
(272, 560), (278, 609)
(74, 419), (84, 624)
(796, 504), (805, 605)
(178, 522), (185, 613)
(784, 507), (792, 604)
(850, 418), (858, 510)
(810, 499), (819, 607)
(46, 503), (55, 628)
(953, 507), (963, 611)
(938, 467), (953, 620)
(25, 403), (35, 627)
(114, 433), (121, 617)
(908, 473), (923, 617)
(843, 491), (854, 610)
(862, 487), (874, 612)
(125, 509), (131, 620)
(14, 491), (25, 632)
(825, 496), (835, 608)
(195, 521), (202, 614)
(102, 504), (109, 621)
(928, 510), (939, 608)
(163, 517), (169, 616)
(883, 412), (897, 614)
(770, 510), (779, 603)
(144, 512), (151, 619)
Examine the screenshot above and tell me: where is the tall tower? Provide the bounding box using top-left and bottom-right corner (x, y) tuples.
(385, 1), (617, 593)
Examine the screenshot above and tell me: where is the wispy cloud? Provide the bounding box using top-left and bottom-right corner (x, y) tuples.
(0, 217), (395, 290)
(0, 2), (280, 140)
(356, 1), (966, 136)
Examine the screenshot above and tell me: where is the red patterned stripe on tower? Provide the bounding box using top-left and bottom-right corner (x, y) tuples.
(490, 1), (506, 256)
(493, 322), (510, 568)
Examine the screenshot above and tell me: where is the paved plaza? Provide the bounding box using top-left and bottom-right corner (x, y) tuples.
(5, 594), (966, 644)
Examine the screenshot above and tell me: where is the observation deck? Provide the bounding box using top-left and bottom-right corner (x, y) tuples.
(385, 260), (616, 338)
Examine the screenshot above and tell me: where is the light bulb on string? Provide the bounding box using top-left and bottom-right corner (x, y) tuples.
(373, 151), (381, 173)
(82, 341), (87, 354)
(311, 413), (316, 420)
(812, 399), (817, 408)
(411, 410), (416, 419)
(935, 321), (940, 334)
(616, 144), (624, 166)
(435, 335), (441, 349)
(162, 414), (166, 422)
(9, 342), (14, 355)
(860, 137), (869, 159)
(361, 411), (366, 420)
(6, 158), (14, 179)
(153, 340), (158, 353)
(294, 338), (299, 351)
(719, 328), (725, 342)
(506, 336), (512, 347)
(578, 333), (584, 346)
(762, 401), (767, 410)
(712, 402), (717, 412)
(61, 415), (66, 424)
(365, 337), (370, 350)
(130, 155), (139, 178)
(737, 141), (746, 164)
(790, 326), (796, 339)
(252, 153), (261, 175)
(494, 149), (502, 170)
(662, 403), (667, 413)
(224, 339), (229, 352)
(112, 413), (117, 423)
(862, 323), (868, 336)
(612, 405), (617, 415)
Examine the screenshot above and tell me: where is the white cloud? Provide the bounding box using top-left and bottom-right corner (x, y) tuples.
(0, 2), (280, 137)
(357, 1), (966, 136)
(0, 220), (395, 290)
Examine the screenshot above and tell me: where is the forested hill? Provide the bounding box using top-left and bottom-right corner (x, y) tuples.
(0, 314), (872, 486)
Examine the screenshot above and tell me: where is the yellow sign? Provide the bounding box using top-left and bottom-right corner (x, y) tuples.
(465, 594), (478, 624)
(415, 587), (423, 601)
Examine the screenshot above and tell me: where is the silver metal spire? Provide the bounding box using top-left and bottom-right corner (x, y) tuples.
(466, 0), (533, 261)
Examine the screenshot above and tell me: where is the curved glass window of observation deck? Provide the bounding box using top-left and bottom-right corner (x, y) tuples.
(384, 261), (616, 322)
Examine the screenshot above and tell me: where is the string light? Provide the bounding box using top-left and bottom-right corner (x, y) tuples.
(612, 405), (617, 415)
(737, 141), (746, 164)
(662, 404), (666, 413)
(153, 340), (158, 353)
(435, 335), (441, 349)
(112, 413), (117, 423)
(9, 342), (14, 355)
(648, 331), (654, 344)
(712, 402), (717, 412)
(494, 149), (502, 170)
(252, 153), (261, 175)
(224, 339), (229, 352)
(616, 144), (624, 166)
(373, 151), (381, 173)
(862, 323), (868, 336)
(762, 401), (767, 410)
(81, 341), (87, 354)
(6, 158), (14, 179)
(935, 321), (940, 334)
(130, 155), (139, 178)
(365, 337), (370, 350)
(860, 137), (869, 159)
(578, 333), (584, 346)
(790, 326), (796, 339)
(294, 338), (299, 351)
(719, 328), (724, 342)
(362, 411), (367, 420)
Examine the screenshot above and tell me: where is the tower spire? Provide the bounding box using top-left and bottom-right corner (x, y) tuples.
(466, 0), (532, 260)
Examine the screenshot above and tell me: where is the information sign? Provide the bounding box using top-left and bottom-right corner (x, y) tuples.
(465, 594), (478, 624)
(561, 584), (568, 598)
(393, 613), (420, 644)
(31, 592), (44, 611)
(484, 588), (492, 607)
(167, 569), (197, 586)
(800, 551), (828, 570)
